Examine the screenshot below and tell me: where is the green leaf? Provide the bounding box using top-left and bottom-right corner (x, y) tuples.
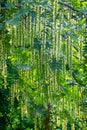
(49, 56), (62, 72)
(67, 31), (78, 41)
(83, 46), (87, 53)
(0, 112), (3, 117)
(17, 64), (32, 70)
(33, 38), (42, 51)
(83, 101), (87, 107)
(78, 18), (86, 25)
(35, 104), (45, 115)
(23, 0), (29, 4)
(0, 23), (3, 29)
(81, 7), (87, 15)
(5, 3), (15, 9)
(6, 17), (19, 26)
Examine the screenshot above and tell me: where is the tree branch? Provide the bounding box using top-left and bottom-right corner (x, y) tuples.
(58, 1), (86, 17)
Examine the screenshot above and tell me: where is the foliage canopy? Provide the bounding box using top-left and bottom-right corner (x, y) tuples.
(0, 0), (87, 130)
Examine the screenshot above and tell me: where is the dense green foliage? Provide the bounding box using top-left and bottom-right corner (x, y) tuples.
(0, 0), (87, 130)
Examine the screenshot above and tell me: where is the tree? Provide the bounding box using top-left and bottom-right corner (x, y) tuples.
(0, 0), (87, 129)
